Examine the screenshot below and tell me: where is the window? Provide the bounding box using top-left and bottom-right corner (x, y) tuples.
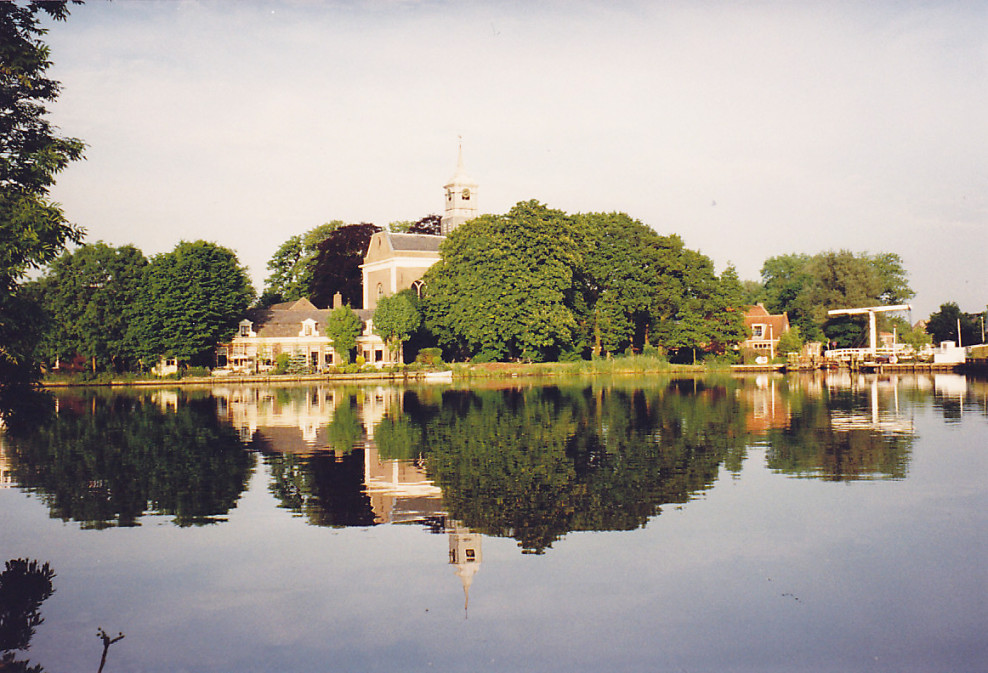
(239, 323), (251, 337)
(465, 549), (476, 561)
(375, 349), (383, 362)
(753, 325), (764, 338)
(376, 283), (384, 299)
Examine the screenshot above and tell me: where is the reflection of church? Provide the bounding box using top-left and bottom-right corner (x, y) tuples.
(448, 518), (483, 617)
(211, 384), (485, 609)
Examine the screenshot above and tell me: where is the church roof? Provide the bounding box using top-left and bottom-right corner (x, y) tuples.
(387, 232), (444, 252)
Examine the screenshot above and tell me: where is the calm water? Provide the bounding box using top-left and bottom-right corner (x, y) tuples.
(1, 374), (985, 673)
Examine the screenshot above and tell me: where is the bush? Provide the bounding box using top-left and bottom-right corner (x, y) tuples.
(416, 348), (444, 366)
(272, 352), (291, 375)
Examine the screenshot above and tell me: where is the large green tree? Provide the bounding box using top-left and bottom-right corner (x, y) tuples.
(574, 212), (656, 356)
(129, 241), (254, 367)
(423, 200), (582, 362)
(261, 221), (342, 305)
(35, 242), (147, 372)
(1, 1), (84, 404)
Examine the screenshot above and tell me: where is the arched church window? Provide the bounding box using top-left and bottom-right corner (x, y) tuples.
(377, 283), (384, 298)
(411, 280), (424, 298)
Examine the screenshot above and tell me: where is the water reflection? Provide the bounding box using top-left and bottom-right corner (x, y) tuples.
(0, 558), (55, 673)
(4, 374), (982, 542)
(2, 391), (254, 528)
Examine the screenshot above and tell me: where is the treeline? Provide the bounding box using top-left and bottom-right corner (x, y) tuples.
(25, 241), (253, 373)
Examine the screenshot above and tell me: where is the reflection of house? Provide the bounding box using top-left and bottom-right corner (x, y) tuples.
(0, 435), (13, 488)
(742, 304), (790, 359)
(215, 297), (394, 372)
(742, 376), (790, 435)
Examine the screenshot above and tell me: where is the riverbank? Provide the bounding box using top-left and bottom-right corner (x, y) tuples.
(39, 357), (975, 389)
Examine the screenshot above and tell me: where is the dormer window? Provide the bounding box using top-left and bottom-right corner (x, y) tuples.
(238, 320), (253, 337)
(753, 325), (764, 338)
(300, 318), (317, 337)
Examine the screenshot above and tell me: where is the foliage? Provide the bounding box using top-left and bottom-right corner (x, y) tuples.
(415, 347), (444, 366)
(423, 201), (582, 361)
(33, 242), (147, 372)
(0, 1), (84, 407)
(309, 223), (381, 308)
(926, 302), (984, 346)
(325, 305), (362, 365)
(372, 290), (420, 362)
(0, 558), (55, 655)
(574, 212), (657, 356)
(760, 250), (914, 345)
(390, 214), (441, 235)
(272, 352), (291, 374)
(775, 324), (804, 355)
(128, 241), (254, 367)
(262, 221), (342, 304)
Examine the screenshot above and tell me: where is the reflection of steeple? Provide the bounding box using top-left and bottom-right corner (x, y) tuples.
(447, 519), (482, 618)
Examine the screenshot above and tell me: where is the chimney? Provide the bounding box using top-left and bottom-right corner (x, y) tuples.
(333, 292), (343, 309)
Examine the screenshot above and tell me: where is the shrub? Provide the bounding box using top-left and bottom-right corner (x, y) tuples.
(416, 348), (444, 366)
(272, 352), (291, 375)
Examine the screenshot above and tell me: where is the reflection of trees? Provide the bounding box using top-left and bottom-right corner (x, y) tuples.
(265, 452), (376, 527)
(0, 558), (55, 673)
(397, 382), (750, 553)
(765, 387), (912, 480)
(4, 395), (254, 528)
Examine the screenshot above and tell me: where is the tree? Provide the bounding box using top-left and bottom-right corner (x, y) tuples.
(129, 241), (254, 367)
(35, 242), (147, 372)
(1, 1), (84, 402)
(926, 302), (982, 346)
(574, 212), (656, 356)
(760, 250), (915, 346)
(389, 214), (442, 235)
(325, 304), (362, 364)
(262, 221), (342, 305)
(309, 223), (381, 308)
(372, 290), (420, 363)
(422, 200), (581, 362)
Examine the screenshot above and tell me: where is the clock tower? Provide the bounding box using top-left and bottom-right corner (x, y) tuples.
(440, 143), (479, 236)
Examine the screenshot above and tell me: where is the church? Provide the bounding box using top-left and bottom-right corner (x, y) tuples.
(214, 147), (478, 373)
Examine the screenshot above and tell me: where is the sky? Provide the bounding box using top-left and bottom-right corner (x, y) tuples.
(42, 0), (987, 318)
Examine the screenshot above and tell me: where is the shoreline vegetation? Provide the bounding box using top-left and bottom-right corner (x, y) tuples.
(38, 355), (969, 388)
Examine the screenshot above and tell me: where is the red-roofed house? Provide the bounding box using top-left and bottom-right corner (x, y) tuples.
(742, 304), (790, 359)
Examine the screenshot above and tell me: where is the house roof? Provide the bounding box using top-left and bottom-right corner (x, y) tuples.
(743, 304), (790, 339)
(243, 298), (374, 338)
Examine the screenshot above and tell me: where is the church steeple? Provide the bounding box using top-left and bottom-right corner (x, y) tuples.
(440, 142), (479, 236)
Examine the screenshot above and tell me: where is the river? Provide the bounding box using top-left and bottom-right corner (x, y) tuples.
(0, 373), (985, 672)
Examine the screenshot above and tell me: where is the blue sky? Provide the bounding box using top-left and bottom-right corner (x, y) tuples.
(44, 0), (987, 317)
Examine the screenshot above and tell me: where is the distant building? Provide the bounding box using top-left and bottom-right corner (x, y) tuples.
(214, 296), (395, 372)
(741, 304), (790, 359)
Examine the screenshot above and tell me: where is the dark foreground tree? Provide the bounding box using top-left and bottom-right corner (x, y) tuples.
(310, 223), (381, 308)
(1, 1), (85, 411)
(129, 241), (254, 367)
